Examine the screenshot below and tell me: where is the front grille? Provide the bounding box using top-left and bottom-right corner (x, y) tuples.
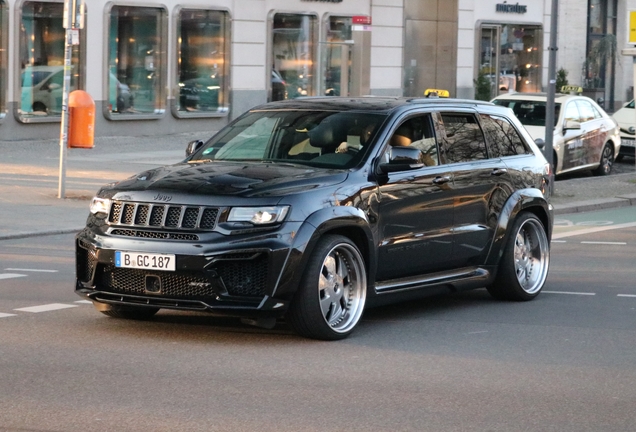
(109, 201), (219, 231)
(110, 229), (199, 241)
(77, 240), (97, 282)
(98, 253), (269, 299)
(102, 266), (217, 298)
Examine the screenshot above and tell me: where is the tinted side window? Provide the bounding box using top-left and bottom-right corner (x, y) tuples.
(564, 102), (581, 123)
(439, 113), (487, 163)
(480, 114), (531, 157)
(576, 100), (596, 122)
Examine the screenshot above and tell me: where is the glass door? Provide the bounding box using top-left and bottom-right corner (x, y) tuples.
(479, 26), (500, 100)
(320, 42), (351, 96)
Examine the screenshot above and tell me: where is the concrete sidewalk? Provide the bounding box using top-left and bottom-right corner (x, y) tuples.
(1, 132), (636, 240)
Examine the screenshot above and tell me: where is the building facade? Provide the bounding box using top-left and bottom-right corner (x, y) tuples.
(0, 0), (633, 141)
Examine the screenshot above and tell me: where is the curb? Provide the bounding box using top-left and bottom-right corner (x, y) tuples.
(553, 193), (636, 215)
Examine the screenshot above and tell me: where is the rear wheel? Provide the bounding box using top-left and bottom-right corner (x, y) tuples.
(286, 235), (367, 340)
(98, 305), (159, 320)
(594, 143), (614, 176)
(487, 212), (550, 301)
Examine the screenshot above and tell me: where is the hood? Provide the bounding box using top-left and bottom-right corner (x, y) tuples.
(107, 161), (349, 198)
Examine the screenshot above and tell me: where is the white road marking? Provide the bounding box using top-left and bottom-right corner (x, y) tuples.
(14, 303), (78, 313)
(0, 313), (17, 318)
(0, 273), (27, 280)
(552, 240), (567, 243)
(5, 268), (58, 273)
(553, 221), (636, 239)
(580, 241), (627, 245)
(74, 300), (92, 304)
(543, 291), (596, 296)
(617, 294), (636, 298)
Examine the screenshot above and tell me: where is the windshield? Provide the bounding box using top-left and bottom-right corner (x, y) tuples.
(492, 99), (561, 127)
(190, 110), (386, 169)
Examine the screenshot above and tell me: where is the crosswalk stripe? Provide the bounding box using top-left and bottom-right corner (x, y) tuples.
(0, 313), (17, 318)
(0, 273), (27, 280)
(14, 303), (79, 313)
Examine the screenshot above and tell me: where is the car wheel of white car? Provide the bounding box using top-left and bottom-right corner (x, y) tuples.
(594, 143), (614, 176)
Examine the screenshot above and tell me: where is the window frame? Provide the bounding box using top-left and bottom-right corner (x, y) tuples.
(15, 0), (86, 124)
(103, 1), (168, 121)
(171, 6), (231, 119)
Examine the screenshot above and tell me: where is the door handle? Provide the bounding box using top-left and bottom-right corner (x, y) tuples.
(491, 168), (508, 176)
(432, 175), (451, 185)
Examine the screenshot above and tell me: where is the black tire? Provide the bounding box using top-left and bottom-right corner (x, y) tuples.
(593, 143), (614, 176)
(99, 306), (159, 320)
(286, 235), (367, 340)
(487, 212), (550, 301)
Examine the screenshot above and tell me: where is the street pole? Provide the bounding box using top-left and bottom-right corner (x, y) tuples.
(58, 0), (80, 199)
(544, 0), (559, 170)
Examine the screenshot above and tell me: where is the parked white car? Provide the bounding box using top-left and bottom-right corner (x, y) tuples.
(610, 99), (635, 160)
(492, 92), (621, 176)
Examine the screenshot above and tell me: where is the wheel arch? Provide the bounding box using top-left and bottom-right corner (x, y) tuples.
(273, 206), (376, 299)
(485, 188), (552, 267)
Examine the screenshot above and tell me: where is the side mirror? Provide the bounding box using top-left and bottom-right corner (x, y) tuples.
(534, 138), (545, 149)
(185, 139), (204, 157)
(48, 83), (61, 91)
(563, 120), (582, 131)
(379, 147), (424, 173)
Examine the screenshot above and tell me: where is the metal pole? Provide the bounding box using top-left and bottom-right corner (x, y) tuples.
(544, 0), (559, 170)
(57, 0), (74, 199)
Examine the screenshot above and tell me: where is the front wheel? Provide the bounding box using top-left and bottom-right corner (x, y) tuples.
(487, 212), (550, 301)
(286, 235), (367, 340)
(594, 143), (614, 176)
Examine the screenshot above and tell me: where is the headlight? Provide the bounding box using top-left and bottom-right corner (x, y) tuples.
(228, 206), (289, 225)
(89, 197), (112, 215)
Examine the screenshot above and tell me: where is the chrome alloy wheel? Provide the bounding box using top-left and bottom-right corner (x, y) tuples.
(318, 243), (367, 333)
(599, 144), (614, 175)
(513, 218), (549, 294)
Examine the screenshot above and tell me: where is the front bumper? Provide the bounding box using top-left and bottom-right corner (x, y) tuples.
(619, 134), (635, 157)
(75, 223), (304, 316)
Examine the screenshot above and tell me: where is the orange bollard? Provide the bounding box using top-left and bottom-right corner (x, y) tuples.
(68, 90), (95, 149)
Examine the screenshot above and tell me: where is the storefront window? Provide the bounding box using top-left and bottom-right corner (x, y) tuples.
(175, 8), (229, 117)
(107, 5), (166, 117)
(321, 16), (352, 97)
(18, 1), (84, 121)
(478, 24), (542, 100)
(0, 0), (7, 120)
(270, 13), (317, 101)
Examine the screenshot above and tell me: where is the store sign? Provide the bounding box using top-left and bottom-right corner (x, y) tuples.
(629, 10), (636, 44)
(496, 2), (528, 14)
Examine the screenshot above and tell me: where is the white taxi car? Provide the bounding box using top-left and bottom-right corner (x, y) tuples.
(492, 91), (620, 176)
(610, 99), (635, 160)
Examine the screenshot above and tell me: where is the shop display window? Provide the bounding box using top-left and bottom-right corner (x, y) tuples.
(321, 16), (353, 97)
(107, 5), (167, 117)
(270, 13), (317, 101)
(18, 1), (84, 122)
(0, 0), (6, 120)
(478, 24), (542, 100)
(175, 8), (230, 117)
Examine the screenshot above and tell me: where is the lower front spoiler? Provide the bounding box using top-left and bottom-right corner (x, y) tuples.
(75, 285), (290, 318)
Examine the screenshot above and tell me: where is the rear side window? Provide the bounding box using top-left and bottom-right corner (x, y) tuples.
(575, 100), (597, 122)
(439, 113), (487, 163)
(480, 114), (531, 157)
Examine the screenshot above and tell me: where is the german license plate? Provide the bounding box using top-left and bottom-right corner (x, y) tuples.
(115, 251), (175, 271)
(622, 138), (635, 147)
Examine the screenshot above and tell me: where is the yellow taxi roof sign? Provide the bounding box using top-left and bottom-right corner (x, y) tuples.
(561, 85), (583, 94)
(424, 88), (450, 98)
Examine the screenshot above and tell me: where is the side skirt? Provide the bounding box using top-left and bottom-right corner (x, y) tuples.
(374, 267), (492, 295)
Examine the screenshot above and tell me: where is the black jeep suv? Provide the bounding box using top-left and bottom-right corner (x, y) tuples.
(76, 97), (553, 340)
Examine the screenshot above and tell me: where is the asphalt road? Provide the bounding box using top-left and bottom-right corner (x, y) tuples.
(1, 207), (635, 432)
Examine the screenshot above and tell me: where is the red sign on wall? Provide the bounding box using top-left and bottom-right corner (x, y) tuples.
(352, 16), (371, 25)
